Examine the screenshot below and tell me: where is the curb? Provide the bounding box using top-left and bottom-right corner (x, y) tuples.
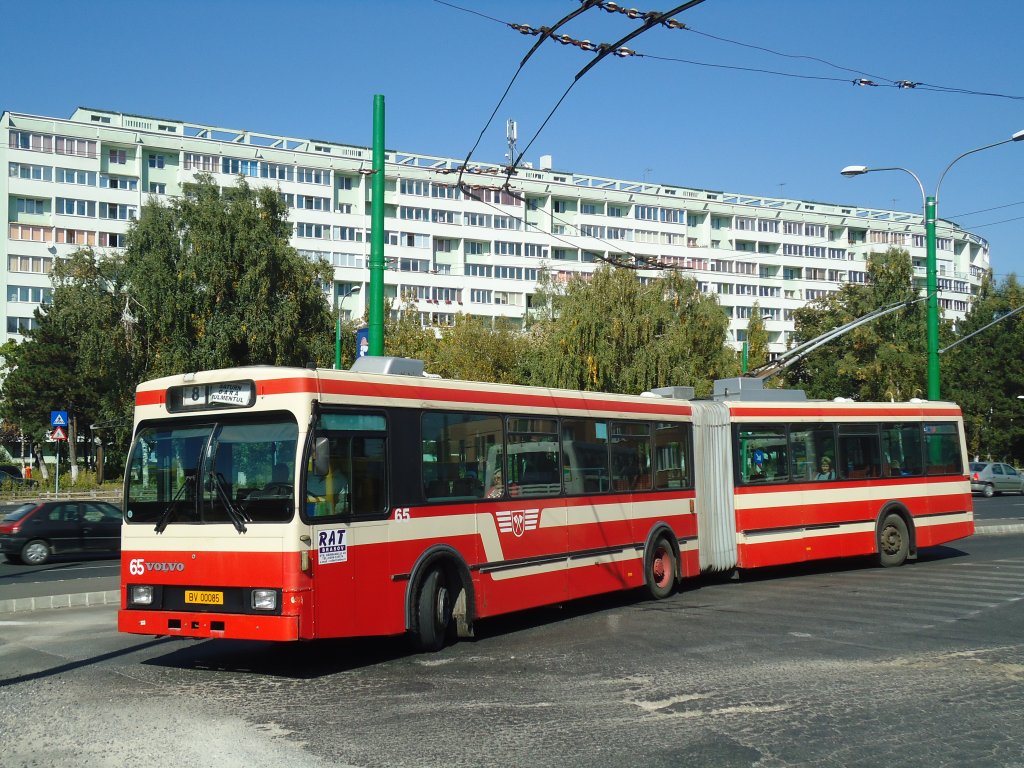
(973, 522), (1024, 536)
(0, 589), (119, 615)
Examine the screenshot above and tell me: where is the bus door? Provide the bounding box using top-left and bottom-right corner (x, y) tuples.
(498, 419), (568, 609)
(562, 419), (629, 599)
(306, 411), (390, 638)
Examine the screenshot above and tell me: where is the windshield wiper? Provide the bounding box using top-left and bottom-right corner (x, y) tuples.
(154, 474), (195, 534)
(209, 471), (250, 534)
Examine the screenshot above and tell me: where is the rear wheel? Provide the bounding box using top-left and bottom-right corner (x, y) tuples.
(877, 513), (910, 568)
(413, 568), (454, 652)
(983, 483), (995, 498)
(646, 536), (677, 599)
(21, 539), (49, 566)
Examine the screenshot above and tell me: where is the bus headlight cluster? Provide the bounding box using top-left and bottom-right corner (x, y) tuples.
(251, 589), (277, 611)
(131, 585), (154, 605)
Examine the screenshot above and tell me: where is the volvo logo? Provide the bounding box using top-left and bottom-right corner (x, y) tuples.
(128, 558), (185, 575)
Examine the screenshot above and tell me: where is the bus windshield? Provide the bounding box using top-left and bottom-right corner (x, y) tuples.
(125, 417), (298, 527)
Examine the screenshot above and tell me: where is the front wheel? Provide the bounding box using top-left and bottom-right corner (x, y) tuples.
(877, 513), (910, 568)
(20, 539), (49, 566)
(646, 536), (677, 599)
(413, 568), (454, 653)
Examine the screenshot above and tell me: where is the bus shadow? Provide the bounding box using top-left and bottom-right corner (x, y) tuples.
(142, 634), (414, 678)
(140, 547), (973, 679)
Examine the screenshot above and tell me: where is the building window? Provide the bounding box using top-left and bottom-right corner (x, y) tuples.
(101, 175), (138, 191)
(55, 137), (97, 158)
(148, 154), (166, 169)
(297, 167), (330, 185)
(8, 224), (51, 242)
(55, 168), (97, 186)
(7, 285), (52, 304)
(108, 149), (127, 165)
(149, 182), (166, 194)
(15, 198), (46, 215)
(99, 202), (136, 220)
(296, 222), (329, 239)
(9, 163), (52, 181)
(6, 317), (39, 334)
(56, 198), (96, 217)
(494, 241), (522, 256)
(56, 228), (96, 246)
(400, 206), (429, 221)
(185, 153), (219, 172)
(400, 180), (429, 196)
(8, 254), (53, 273)
(99, 232), (127, 248)
(221, 157), (259, 177)
(297, 195), (330, 211)
(9, 131), (53, 153)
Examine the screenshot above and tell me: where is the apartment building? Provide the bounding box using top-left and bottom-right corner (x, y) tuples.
(2, 107), (990, 356)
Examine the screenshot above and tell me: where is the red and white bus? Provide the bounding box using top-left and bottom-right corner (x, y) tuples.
(119, 359), (973, 650)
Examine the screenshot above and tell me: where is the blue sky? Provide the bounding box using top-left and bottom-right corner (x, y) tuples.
(6, 0), (1024, 278)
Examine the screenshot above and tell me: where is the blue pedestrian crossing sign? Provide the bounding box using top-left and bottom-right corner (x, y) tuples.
(50, 411), (68, 427)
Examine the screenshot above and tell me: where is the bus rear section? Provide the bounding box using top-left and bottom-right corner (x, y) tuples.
(691, 397), (974, 573)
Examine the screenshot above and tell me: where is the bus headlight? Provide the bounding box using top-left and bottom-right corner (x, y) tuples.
(251, 589), (277, 611)
(131, 585), (154, 605)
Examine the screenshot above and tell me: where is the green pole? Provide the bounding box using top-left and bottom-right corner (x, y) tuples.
(368, 95), (386, 356)
(741, 341), (748, 374)
(925, 195), (940, 400)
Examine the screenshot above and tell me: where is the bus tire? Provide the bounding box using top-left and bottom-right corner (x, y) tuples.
(646, 535), (677, 599)
(414, 567), (453, 652)
(877, 513), (910, 568)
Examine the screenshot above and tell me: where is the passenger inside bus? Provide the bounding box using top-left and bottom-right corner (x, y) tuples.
(815, 457), (835, 480)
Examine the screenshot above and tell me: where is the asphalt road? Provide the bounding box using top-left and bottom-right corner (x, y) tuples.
(2, 534), (1023, 767)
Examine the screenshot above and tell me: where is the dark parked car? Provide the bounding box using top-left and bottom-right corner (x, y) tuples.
(0, 501), (122, 565)
(0, 464), (38, 488)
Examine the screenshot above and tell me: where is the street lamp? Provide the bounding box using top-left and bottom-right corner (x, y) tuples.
(840, 129), (1024, 401)
(334, 285), (361, 370)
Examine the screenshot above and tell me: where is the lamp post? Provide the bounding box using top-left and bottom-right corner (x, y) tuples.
(334, 285), (361, 370)
(840, 129), (1024, 401)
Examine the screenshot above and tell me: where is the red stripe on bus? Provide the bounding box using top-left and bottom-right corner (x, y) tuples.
(317, 378), (692, 416)
(730, 405), (962, 418)
(135, 389), (165, 406)
(736, 476), (967, 494)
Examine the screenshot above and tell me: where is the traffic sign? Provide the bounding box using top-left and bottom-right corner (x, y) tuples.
(51, 426), (68, 441)
(50, 410), (68, 427)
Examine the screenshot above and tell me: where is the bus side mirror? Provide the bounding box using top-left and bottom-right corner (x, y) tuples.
(313, 437), (330, 476)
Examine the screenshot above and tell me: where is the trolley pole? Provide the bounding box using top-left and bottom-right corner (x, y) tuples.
(368, 95), (386, 356)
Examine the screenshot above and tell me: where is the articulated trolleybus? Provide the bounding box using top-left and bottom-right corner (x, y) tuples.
(119, 358), (973, 650)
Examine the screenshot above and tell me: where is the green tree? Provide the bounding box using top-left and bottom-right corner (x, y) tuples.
(383, 294), (438, 363)
(745, 300), (770, 372)
(1, 176), (335, 480)
(944, 273), (1024, 461)
(432, 315), (530, 383)
(0, 248), (131, 479)
(785, 247), (930, 401)
(123, 175), (333, 376)
(525, 266), (737, 396)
